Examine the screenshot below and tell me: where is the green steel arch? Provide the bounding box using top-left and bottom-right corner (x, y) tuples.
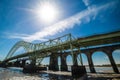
(4, 34), (75, 60)
(5, 41), (35, 59)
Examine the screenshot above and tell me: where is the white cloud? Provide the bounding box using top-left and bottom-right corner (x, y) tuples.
(6, 1), (116, 42)
(82, 0), (90, 7)
(82, 0), (98, 21)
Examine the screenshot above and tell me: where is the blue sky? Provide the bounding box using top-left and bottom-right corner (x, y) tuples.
(0, 0), (120, 65)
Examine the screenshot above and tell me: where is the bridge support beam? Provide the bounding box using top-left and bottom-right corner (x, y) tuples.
(14, 60), (21, 67)
(86, 52), (96, 73)
(60, 54), (68, 71)
(21, 60), (26, 67)
(73, 53), (78, 66)
(71, 53), (87, 79)
(49, 53), (59, 71)
(0, 62), (7, 67)
(31, 59), (36, 66)
(105, 50), (119, 73)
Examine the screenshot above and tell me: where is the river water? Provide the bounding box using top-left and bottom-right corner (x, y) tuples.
(0, 67), (72, 80)
(67, 66), (120, 73)
(0, 67), (120, 80)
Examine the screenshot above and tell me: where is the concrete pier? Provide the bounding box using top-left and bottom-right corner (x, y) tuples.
(60, 54), (68, 71)
(49, 53), (59, 71)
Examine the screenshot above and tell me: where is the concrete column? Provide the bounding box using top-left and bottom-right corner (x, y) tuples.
(0, 62), (7, 67)
(49, 53), (59, 71)
(106, 50), (119, 73)
(31, 59), (36, 66)
(21, 60), (26, 67)
(14, 60), (21, 67)
(86, 52), (96, 73)
(73, 53), (78, 66)
(71, 53), (87, 79)
(61, 54), (68, 71)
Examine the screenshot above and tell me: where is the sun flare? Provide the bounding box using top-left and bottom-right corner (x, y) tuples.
(35, 2), (58, 23)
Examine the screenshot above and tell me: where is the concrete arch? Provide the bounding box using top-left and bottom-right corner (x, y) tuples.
(112, 49), (120, 72)
(77, 53), (90, 72)
(41, 57), (50, 65)
(66, 54), (73, 71)
(58, 56), (61, 71)
(92, 51), (114, 73)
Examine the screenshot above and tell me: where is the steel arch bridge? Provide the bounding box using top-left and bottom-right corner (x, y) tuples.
(5, 33), (76, 61)
(3, 31), (120, 67)
(1, 31), (120, 74)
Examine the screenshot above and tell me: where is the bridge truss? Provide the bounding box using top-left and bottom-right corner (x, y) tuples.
(4, 33), (81, 65)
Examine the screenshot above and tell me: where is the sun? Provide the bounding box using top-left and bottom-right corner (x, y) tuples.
(35, 2), (58, 23)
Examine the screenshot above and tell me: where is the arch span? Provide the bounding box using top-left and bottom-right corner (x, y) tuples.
(58, 56), (61, 71)
(112, 49), (120, 72)
(92, 51), (113, 73)
(5, 41), (34, 59)
(66, 54), (73, 71)
(77, 53), (90, 72)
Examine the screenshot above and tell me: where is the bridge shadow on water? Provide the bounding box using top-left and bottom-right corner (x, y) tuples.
(37, 71), (120, 80)
(38, 71), (73, 80)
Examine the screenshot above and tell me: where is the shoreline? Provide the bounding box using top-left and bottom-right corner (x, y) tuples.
(0, 67), (120, 80)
